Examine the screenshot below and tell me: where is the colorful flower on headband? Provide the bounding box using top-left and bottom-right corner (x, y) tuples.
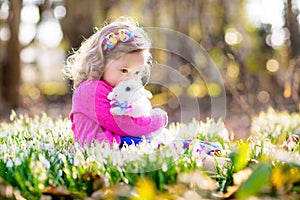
(118, 29), (134, 42)
(102, 32), (118, 51)
(102, 29), (135, 51)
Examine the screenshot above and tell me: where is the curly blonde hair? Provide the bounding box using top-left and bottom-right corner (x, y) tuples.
(64, 17), (152, 89)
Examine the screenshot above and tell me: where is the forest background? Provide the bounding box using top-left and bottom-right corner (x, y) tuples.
(0, 0), (300, 140)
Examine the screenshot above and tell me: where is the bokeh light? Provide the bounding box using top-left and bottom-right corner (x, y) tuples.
(21, 65), (38, 84)
(37, 19), (63, 48)
(54, 5), (66, 19)
(0, 24), (10, 41)
(270, 28), (288, 48)
(246, 0), (284, 28)
(0, 2), (9, 20)
(227, 62), (240, 79)
(21, 47), (37, 63)
(187, 83), (206, 98)
(225, 28), (243, 46)
(168, 85), (183, 96)
(19, 22), (36, 45)
(21, 4), (40, 24)
(257, 90), (270, 103)
(207, 83), (222, 97)
(266, 59), (279, 73)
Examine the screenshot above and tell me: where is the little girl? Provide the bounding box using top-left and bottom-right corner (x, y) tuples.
(64, 17), (168, 147)
(65, 17), (228, 170)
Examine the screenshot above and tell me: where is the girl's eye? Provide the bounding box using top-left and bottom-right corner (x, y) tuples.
(120, 69), (128, 73)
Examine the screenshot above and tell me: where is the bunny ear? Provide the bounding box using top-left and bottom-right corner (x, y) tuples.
(107, 92), (114, 100)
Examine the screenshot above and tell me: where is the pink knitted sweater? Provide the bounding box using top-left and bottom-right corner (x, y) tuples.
(70, 80), (168, 146)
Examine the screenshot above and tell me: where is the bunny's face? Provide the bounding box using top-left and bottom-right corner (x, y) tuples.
(107, 80), (152, 103)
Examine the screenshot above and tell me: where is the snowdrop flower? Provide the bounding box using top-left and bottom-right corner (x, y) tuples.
(262, 141), (276, 156)
(0, 143), (6, 154)
(0, 129), (9, 138)
(251, 108), (300, 144)
(161, 162), (168, 172)
(74, 150), (85, 167)
(14, 157), (22, 166)
(148, 152), (157, 162)
(39, 154), (50, 169)
(58, 153), (67, 163)
(95, 153), (107, 165)
(6, 159), (13, 168)
(120, 148), (139, 163)
(44, 143), (52, 151)
(282, 134), (299, 151)
(39, 172), (47, 182)
(273, 149), (300, 166)
(58, 169), (63, 177)
(86, 155), (95, 163)
(27, 141), (34, 149)
(179, 121), (199, 139)
(18, 152), (25, 161)
(100, 142), (112, 159)
(111, 150), (123, 167)
(9, 111), (17, 121)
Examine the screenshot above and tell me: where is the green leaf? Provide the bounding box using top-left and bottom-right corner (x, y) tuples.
(0, 161), (7, 178)
(230, 142), (249, 172)
(236, 163), (271, 199)
(158, 170), (164, 191)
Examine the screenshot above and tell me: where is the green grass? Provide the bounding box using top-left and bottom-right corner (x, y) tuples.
(0, 108), (299, 199)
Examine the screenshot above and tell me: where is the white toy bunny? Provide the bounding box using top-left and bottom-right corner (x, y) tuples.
(107, 79), (153, 117)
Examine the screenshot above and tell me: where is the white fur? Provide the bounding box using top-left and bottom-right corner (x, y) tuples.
(107, 80), (153, 117)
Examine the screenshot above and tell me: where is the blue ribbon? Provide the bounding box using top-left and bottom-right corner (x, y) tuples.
(111, 100), (132, 115)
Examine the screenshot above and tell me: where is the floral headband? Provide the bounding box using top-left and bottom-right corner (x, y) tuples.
(101, 29), (135, 51)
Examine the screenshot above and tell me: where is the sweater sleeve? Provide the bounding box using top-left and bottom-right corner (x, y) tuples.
(70, 80), (121, 146)
(94, 81), (168, 137)
(71, 112), (121, 146)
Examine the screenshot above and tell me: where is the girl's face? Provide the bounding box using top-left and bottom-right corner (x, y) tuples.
(102, 50), (149, 87)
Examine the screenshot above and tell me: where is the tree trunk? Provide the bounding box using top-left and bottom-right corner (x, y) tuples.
(1, 0), (22, 110)
(284, 0), (300, 109)
(60, 0), (113, 49)
(60, 0), (95, 49)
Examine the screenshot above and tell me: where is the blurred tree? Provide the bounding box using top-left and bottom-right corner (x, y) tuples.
(0, 0), (298, 123)
(0, 0), (22, 110)
(60, 0), (97, 49)
(60, 0), (117, 50)
(284, 0), (300, 108)
(285, 0), (300, 58)
(218, 0), (256, 117)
